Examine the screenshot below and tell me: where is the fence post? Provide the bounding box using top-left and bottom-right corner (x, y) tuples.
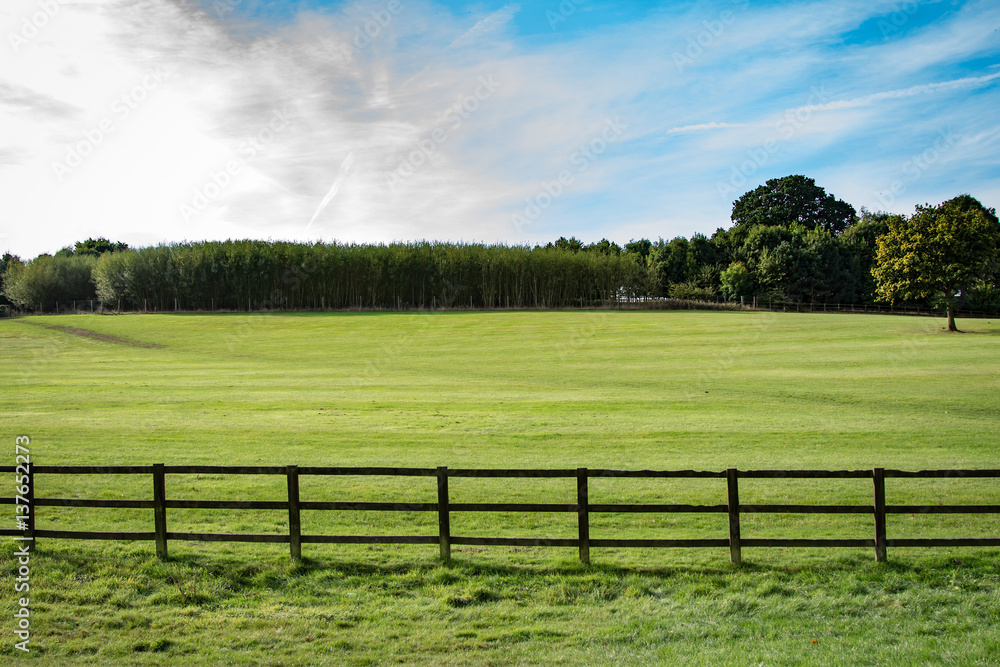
(873, 467), (887, 563)
(153, 463), (167, 560)
(726, 468), (741, 565)
(437, 467), (451, 561)
(577, 468), (590, 565)
(287, 465), (301, 560)
(285, 465), (302, 560)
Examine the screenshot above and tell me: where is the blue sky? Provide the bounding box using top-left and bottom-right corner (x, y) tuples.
(1, 0), (998, 257)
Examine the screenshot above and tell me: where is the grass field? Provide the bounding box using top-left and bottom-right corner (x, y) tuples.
(2, 310), (999, 664)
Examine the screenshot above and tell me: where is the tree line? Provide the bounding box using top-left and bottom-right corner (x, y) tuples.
(2, 241), (650, 311)
(3, 176), (998, 320)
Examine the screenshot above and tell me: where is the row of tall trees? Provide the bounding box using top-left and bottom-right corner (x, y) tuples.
(3, 177), (998, 317)
(30, 241), (648, 311)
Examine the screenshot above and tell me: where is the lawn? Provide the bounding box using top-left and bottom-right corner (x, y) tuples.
(1, 310), (999, 664)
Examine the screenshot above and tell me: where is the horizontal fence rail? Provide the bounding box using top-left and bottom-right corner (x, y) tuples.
(2, 465), (999, 564)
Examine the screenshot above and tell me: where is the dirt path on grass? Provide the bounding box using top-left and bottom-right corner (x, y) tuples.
(27, 322), (165, 348)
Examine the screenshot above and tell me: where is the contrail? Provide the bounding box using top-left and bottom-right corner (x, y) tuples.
(305, 151), (355, 230)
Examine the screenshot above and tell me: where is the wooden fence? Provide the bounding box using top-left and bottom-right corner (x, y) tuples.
(3, 465), (999, 565)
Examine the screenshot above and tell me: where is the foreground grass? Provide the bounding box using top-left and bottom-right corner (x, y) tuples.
(2, 310), (999, 663)
(2, 544), (999, 665)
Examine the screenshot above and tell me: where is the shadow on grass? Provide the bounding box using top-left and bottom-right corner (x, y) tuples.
(25, 541), (998, 596)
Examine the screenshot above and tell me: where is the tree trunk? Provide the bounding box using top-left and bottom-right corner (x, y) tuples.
(947, 304), (958, 332)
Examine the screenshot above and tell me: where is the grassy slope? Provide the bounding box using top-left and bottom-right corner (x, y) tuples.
(4, 310), (999, 467)
(1, 310), (999, 664)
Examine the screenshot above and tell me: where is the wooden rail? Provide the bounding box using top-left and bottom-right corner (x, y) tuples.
(2, 465), (999, 564)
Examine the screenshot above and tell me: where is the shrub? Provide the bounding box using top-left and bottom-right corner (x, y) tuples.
(720, 262), (752, 301)
(668, 281), (717, 302)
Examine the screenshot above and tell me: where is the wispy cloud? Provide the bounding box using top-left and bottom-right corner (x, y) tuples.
(449, 4), (520, 49)
(803, 71), (1000, 113)
(666, 122), (747, 136)
(305, 151), (355, 231)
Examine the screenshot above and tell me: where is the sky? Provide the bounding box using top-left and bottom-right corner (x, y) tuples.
(1, 0), (998, 258)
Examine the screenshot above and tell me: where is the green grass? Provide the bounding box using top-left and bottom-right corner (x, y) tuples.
(2, 310), (1000, 664)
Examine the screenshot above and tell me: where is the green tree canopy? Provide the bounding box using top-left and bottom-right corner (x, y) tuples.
(719, 261), (752, 301)
(1, 253), (98, 310)
(624, 239), (653, 267)
(873, 195), (1000, 331)
(841, 210), (901, 302)
(543, 236), (585, 253)
(725, 223), (859, 304)
(731, 175), (857, 236)
(584, 239), (622, 256)
(74, 237), (129, 257)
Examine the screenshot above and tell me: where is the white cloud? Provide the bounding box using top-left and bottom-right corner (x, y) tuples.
(666, 122), (747, 136)
(0, 0), (998, 257)
(802, 72), (1000, 113)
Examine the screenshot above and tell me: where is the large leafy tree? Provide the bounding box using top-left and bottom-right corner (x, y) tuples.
(873, 195), (1000, 331)
(731, 175), (857, 236)
(841, 210), (901, 302)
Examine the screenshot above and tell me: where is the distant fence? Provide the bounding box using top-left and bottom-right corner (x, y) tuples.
(8, 298), (1000, 319)
(629, 298), (1000, 319)
(3, 465), (999, 565)
(743, 300), (1000, 319)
